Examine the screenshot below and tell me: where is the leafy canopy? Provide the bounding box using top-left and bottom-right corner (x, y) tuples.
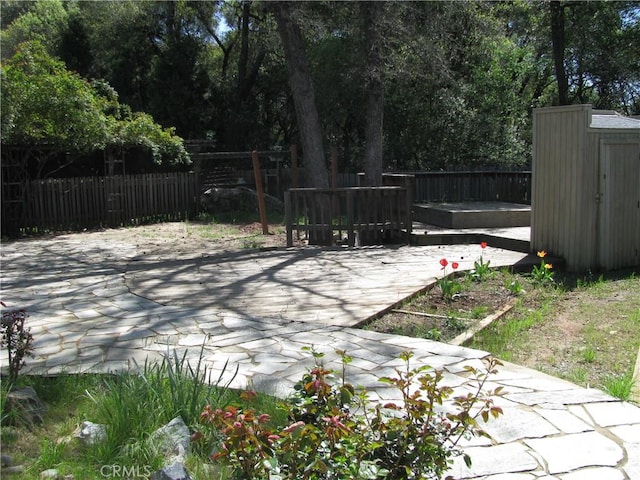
(1, 40), (188, 166)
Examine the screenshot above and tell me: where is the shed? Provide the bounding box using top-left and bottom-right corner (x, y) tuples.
(532, 104), (640, 271)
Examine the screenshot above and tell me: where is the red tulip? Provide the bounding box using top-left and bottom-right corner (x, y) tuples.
(480, 242), (488, 249)
(439, 258), (448, 267)
(452, 262), (459, 269)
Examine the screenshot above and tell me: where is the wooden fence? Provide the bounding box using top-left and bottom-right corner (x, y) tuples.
(8, 173), (198, 235)
(409, 171), (531, 203)
(2, 169), (530, 237)
(285, 187), (412, 247)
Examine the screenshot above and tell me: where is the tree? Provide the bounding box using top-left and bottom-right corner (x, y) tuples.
(272, 1), (329, 189)
(360, 1), (384, 186)
(0, 0), (69, 60)
(1, 41), (188, 179)
(546, 1), (639, 111)
(550, 1), (569, 105)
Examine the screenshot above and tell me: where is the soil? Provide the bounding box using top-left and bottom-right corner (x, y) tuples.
(362, 274), (516, 342)
(52, 220), (293, 256)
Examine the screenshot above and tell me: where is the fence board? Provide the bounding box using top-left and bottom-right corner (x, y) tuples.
(286, 187), (411, 247)
(3, 170), (529, 237)
(9, 173), (198, 235)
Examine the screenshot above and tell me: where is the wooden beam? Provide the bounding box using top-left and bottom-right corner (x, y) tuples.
(252, 150), (269, 235)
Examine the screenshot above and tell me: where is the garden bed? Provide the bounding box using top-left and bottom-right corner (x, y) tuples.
(362, 270), (521, 342)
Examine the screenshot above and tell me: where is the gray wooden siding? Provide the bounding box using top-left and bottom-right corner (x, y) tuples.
(533, 105), (640, 271)
(532, 105), (594, 270)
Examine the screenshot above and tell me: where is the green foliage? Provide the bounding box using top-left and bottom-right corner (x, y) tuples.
(33, 438), (68, 471)
(1, 41), (111, 153)
(202, 348), (504, 480)
(436, 259), (462, 302)
(582, 347), (597, 364)
(444, 317), (467, 333)
(85, 344), (238, 465)
(531, 251), (555, 286)
(468, 243), (492, 282)
(3, 0), (638, 170)
(505, 278), (525, 296)
(0, 0), (69, 59)
(602, 373), (634, 401)
(1, 40), (189, 177)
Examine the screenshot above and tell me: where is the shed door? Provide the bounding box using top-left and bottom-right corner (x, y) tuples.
(599, 140), (640, 270)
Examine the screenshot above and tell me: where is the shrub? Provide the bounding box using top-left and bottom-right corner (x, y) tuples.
(201, 348), (504, 479)
(1, 303), (34, 384)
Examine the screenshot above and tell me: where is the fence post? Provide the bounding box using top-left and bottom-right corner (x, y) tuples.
(290, 144), (298, 189)
(346, 189), (355, 247)
(285, 190), (293, 247)
(252, 150), (269, 235)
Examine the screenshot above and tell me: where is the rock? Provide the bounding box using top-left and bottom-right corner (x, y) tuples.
(40, 469), (60, 479)
(148, 417), (190, 464)
(2, 465), (25, 474)
(200, 187), (283, 216)
(5, 386), (46, 426)
(149, 462), (192, 480)
(73, 421), (107, 446)
(1, 454), (13, 467)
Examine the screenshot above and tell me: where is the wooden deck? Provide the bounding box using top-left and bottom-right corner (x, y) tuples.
(413, 201), (531, 229)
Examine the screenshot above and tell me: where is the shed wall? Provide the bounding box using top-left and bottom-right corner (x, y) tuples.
(532, 105), (595, 270)
(533, 105), (640, 271)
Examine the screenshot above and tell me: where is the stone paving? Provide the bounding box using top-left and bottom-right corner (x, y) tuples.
(1, 233), (639, 479)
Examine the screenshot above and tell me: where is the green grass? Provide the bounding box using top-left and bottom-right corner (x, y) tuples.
(465, 292), (557, 362)
(465, 270), (640, 400)
(186, 221), (242, 240)
(470, 305), (491, 319)
(602, 373), (635, 401)
(582, 346), (597, 363)
(1, 347), (286, 479)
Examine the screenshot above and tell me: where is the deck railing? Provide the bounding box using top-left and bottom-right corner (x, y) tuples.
(285, 186), (412, 247)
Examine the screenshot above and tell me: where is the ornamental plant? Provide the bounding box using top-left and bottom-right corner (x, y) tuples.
(0, 302), (34, 385)
(469, 242), (492, 282)
(436, 258), (462, 302)
(201, 348), (504, 480)
(531, 251), (554, 285)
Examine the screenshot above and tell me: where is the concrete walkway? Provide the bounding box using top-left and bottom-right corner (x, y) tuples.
(1, 234), (639, 479)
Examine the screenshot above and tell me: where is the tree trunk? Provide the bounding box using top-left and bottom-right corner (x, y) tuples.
(273, 2), (331, 244)
(361, 1), (384, 187)
(272, 1), (329, 190)
(550, 1), (569, 105)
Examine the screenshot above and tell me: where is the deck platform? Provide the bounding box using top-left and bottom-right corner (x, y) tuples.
(413, 201), (531, 229)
